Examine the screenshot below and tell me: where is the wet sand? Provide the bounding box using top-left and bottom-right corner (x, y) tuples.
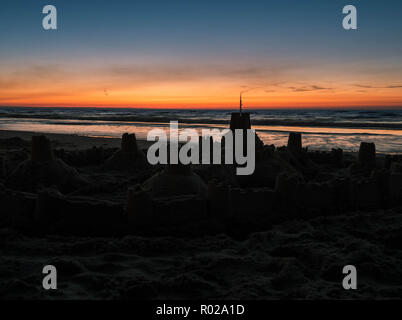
(0, 130), (152, 150)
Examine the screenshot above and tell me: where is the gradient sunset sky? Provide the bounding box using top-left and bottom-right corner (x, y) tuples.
(1, 0), (402, 109)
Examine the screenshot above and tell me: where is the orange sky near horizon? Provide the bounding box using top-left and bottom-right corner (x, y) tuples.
(1, 59), (402, 109)
(2, 84), (402, 109)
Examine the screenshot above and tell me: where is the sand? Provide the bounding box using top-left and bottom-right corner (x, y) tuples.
(1, 208), (402, 299)
(1, 129), (402, 300)
(0, 130), (151, 150)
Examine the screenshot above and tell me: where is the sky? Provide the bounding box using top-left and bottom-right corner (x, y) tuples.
(1, 0), (402, 109)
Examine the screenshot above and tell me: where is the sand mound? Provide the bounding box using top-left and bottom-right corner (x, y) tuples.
(142, 164), (207, 199)
(104, 133), (147, 171)
(6, 136), (87, 193)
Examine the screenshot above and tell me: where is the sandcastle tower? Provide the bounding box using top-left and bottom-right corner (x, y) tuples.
(224, 93), (264, 162)
(358, 142), (376, 166)
(230, 93), (251, 130)
(6, 135), (86, 192)
(121, 133), (139, 154)
(287, 132), (302, 152)
(105, 133), (147, 171)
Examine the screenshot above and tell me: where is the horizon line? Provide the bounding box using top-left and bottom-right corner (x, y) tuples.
(1, 105), (402, 111)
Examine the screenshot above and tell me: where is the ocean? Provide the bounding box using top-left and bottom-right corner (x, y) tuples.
(0, 106), (401, 153)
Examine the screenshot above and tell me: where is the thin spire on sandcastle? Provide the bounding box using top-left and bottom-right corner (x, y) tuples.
(230, 92), (251, 130)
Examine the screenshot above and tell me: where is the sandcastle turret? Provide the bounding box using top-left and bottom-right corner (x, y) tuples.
(225, 94), (264, 163)
(31, 135), (54, 162)
(287, 132), (302, 152)
(105, 132), (147, 171)
(6, 135), (87, 192)
(121, 133), (138, 154)
(358, 142), (376, 166)
(230, 112), (251, 130)
(230, 92), (251, 130)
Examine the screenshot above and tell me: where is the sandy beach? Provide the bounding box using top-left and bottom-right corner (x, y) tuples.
(1, 128), (402, 299)
(0, 130), (151, 150)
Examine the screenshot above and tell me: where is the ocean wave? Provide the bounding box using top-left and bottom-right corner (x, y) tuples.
(1, 106), (402, 130)
(1, 113), (402, 130)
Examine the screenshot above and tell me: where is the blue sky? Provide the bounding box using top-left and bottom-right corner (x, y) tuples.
(1, 0), (402, 108)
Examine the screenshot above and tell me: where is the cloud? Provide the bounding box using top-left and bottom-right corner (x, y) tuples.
(288, 84), (332, 92)
(353, 84), (402, 89)
(97, 63), (293, 86)
(386, 85), (402, 88)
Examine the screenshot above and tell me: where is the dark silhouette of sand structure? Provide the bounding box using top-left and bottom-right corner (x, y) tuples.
(141, 163), (207, 199)
(229, 112), (251, 130)
(5, 135), (87, 193)
(359, 141), (376, 166)
(104, 133), (147, 171)
(287, 132), (302, 152)
(1, 111), (402, 299)
(1, 115), (401, 230)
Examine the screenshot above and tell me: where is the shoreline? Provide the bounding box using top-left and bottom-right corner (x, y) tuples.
(0, 129), (152, 150)
(0, 129), (395, 157)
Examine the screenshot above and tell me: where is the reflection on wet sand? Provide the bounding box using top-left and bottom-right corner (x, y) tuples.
(1, 117), (402, 153)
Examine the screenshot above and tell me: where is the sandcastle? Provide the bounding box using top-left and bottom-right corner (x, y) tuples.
(230, 112), (251, 130)
(126, 171), (207, 227)
(104, 133), (147, 171)
(358, 142), (376, 166)
(141, 163), (207, 199)
(287, 132), (302, 152)
(6, 135), (87, 193)
(222, 110), (265, 174)
(3, 103), (402, 236)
